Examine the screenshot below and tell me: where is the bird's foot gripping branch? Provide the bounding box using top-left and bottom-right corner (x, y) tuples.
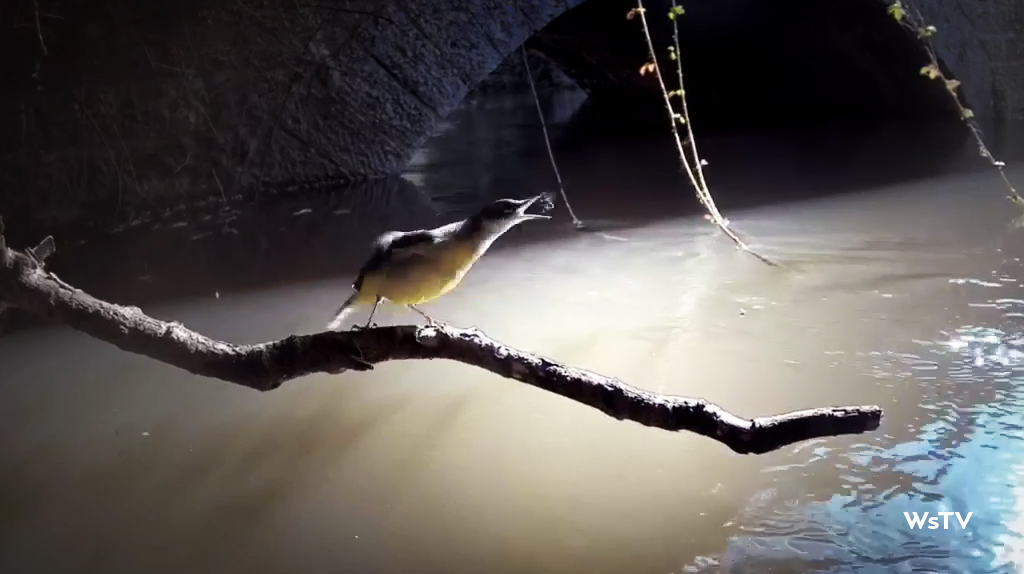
(0, 216), (883, 455)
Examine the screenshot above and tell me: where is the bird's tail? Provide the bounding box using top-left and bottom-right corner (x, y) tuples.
(326, 292), (359, 330)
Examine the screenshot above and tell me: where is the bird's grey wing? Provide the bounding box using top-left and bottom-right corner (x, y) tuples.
(353, 230), (438, 290)
(372, 231), (405, 251)
(383, 230), (440, 257)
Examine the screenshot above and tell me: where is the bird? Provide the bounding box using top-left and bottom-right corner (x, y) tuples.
(326, 193), (554, 330)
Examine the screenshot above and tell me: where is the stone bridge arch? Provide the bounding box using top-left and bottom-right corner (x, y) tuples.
(263, 0), (1022, 193)
(2, 0), (1022, 226)
(257, 0), (589, 191)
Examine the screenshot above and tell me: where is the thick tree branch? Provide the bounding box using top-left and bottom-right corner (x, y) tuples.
(0, 222), (882, 454)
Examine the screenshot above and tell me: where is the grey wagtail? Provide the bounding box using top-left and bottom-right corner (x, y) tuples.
(326, 193), (554, 329)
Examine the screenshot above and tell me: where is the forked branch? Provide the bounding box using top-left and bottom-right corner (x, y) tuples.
(0, 219), (882, 455)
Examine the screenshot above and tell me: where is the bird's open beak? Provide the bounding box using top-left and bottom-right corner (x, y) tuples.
(514, 193), (553, 222)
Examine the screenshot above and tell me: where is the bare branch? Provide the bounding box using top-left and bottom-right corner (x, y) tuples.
(632, 0), (777, 266)
(32, 0), (48, 56)
(26, 235), (55, 264)
(0, 231), (882, 455)
(211, 168), (227, 203)
(888, 0), (1021, 206)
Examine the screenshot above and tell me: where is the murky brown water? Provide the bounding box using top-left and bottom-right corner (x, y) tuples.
(2, 91), (1024, 573)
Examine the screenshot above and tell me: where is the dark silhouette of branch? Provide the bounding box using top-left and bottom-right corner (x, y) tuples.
(32, 0), (48, 56)
(0, 219), (883, 454)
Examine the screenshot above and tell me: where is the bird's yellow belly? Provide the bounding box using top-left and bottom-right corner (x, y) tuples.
(360, 244), (479, 305)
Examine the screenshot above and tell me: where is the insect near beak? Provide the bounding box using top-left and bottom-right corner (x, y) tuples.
(514, 193), (554, 221)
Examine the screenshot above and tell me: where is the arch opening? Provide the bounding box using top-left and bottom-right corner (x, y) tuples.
(528, 0), (967, 135)
(443, 0), (979, 207)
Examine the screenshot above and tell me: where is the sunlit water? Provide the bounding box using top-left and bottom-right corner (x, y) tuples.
(3, 89), (1024, 574)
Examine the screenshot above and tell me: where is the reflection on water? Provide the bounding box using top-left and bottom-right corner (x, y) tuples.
(3, 88), (1024, 573)
(682, 315), (1024, 573)
(679, 216), (1024, 573)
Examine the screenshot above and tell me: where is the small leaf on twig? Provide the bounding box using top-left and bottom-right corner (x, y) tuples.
(887, 1), (905, 21)
(668, 5), (685, 19)
(961, 108), (974, 120)
(669, 89), (684, 99)
(919, 64), (941, 79)
(918, 25), (937, 38)
(944, 78), (961, 92)
(626, 7), (645, 20)
(639, 62), (657, 76)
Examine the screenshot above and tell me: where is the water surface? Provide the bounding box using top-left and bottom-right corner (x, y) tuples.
(2, 92), (1024, 574)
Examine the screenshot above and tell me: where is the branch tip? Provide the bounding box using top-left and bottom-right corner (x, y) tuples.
(29, 235), (56, 263)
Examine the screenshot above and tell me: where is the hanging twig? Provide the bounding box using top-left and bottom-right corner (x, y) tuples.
(32, 0), (48, 56)
(630, 1), (777, 266)
(886, 1), (1021, 208)
(520, 44), (586, 230)
(211, 167), (228, 203)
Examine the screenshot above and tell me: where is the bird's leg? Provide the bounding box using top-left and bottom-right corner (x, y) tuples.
(407, 304), (440, 326)
(364, 296), (382, 328)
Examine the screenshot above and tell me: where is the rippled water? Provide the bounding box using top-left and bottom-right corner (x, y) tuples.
(680, 214), (1024, 574)
(2, 89), (1024, 573)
